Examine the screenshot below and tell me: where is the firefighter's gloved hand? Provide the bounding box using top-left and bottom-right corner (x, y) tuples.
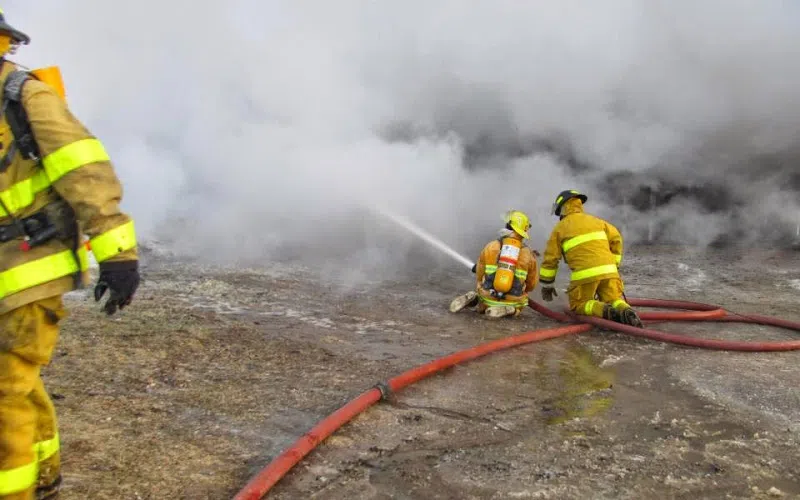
(94, 260), (140, 315)
(540, 286), (557, 302)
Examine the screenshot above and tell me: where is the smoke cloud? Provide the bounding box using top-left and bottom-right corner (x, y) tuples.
(10, 0), (800, 278)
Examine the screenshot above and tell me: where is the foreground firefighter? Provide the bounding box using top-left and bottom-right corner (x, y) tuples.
(0, 11), (139, 499)
(450, 210), (539, 319)
(539, 190), (642, 327)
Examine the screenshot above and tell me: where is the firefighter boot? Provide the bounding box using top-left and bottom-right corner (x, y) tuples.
(36, 475), (62, 499)
(449, 291), (479, 313)
(485, 305), (518, 319)
(621, 308), (644, 328)
(602, 304), (623, 323)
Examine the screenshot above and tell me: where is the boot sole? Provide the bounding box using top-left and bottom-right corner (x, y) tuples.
(485, 305), (517, 318)
(449, 292), (478, 313)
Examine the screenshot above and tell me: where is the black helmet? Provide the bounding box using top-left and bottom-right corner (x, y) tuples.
(0, 9), (30, 45)
(551, 189), (587, 216)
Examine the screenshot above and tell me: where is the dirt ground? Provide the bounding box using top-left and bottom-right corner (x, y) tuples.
(42, 244), (800, 499)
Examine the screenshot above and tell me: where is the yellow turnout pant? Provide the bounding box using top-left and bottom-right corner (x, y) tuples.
(567, 277), (631, 318)
(0, 297), (64, 499)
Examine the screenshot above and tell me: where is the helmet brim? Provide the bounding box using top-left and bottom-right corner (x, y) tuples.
(553, 193), (588, 216)
(0, 21), (30, 44)
(507, 223), (530, 239)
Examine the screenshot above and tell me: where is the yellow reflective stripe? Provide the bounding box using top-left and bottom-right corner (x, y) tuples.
(556, 190), (581, 206)
(478, 295), (527, 307)
(0, 247), (89, 300)
(615, 254), (622, 265)
(584, 300), (599, 315)
(0, 170), (52, 217)
(514, 269), (528, 279)
(484, 265), (498, 273)
(90, 221), (137, 262)
(41, 138), (110, 182)
(562, 231), (607, 253)
(540, 267), (557, 279)
(0, 461), (37, 495)
(570, 264), (618, 282)
(34, 433), (60, 462)
(612, 299), (628, 310)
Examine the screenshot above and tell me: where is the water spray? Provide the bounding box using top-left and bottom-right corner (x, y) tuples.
(370, 205), (474, 269)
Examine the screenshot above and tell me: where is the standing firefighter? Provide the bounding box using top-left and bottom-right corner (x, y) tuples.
(539, 190), (642, 327)
(0, 10), (139, 499)
(450, 210), (539, 319)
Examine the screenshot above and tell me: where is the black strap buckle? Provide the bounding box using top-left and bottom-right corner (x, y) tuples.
(0, 212), (52, 243)
(0, 222), (24, 242)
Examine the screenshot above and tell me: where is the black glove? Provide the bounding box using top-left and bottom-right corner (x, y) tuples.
(94, 260), (140, 315)
(471, 263), (477, 274)
(540, 286), (558, 302)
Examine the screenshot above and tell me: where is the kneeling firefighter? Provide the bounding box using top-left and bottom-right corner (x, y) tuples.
(0, 10), (139, 500)
(450, 210), (539, 319)
(539, 190), (642, 328)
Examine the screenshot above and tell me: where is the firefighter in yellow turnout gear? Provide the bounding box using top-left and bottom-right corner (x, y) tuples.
(450, 210), (539, 319)
(539, 190), (642, 328)
(0, 10), (139, 499)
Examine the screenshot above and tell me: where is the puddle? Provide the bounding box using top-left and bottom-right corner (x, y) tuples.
(536, 344), (616, 425)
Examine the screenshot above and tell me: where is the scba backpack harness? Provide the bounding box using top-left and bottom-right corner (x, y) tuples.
(0, 69), (81, 285)
(481, 236), (526, 299)
(1, 70), (42, 171)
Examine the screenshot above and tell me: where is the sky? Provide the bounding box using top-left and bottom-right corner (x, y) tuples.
(6, 1), (800, 277)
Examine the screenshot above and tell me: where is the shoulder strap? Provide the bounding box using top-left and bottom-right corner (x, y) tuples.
(494, 237), (505, 265)
(0, 70), (40, 172)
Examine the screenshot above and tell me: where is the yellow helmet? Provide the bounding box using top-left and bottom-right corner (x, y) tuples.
(504, 210), (531, 239)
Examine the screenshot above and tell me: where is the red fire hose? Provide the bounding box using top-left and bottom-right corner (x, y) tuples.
(233, 297), (800, 500)
(232, 323), (591, 499)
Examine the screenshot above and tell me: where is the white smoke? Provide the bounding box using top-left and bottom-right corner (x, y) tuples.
(9, 0), (800, 275)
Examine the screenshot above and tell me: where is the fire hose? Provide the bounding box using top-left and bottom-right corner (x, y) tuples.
(233, 297), (800, 499)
